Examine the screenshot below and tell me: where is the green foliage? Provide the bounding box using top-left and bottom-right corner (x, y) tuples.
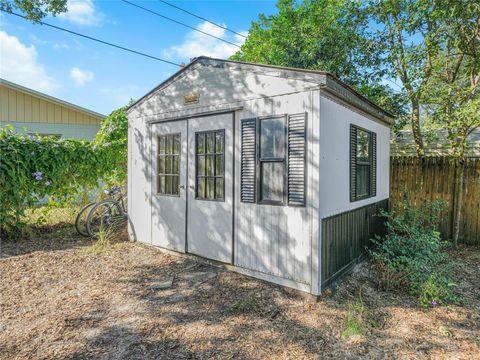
(0, 107), (128, 235)
(230, 0), (404, 117)
(0, 0), (68, 22)
(369, 197), (457, 307)
(95, 106), (128, 183)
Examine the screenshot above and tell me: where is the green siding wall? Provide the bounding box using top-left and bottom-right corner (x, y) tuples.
(321, 199), (389, 289)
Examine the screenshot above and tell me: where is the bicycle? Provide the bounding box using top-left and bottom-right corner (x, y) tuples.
(75, 185), (128, 237)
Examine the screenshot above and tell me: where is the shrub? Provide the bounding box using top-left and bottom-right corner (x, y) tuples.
(369, 197), (457, 307)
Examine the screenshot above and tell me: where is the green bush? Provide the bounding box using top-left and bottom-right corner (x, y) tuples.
(369, 197), (457, 307)
(0, 107), (128, 235)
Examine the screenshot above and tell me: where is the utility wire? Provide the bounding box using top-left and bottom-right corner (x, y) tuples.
(121, 0), (240, 48)
(2, 10), (181, 66)
(157, 0), (246, 38)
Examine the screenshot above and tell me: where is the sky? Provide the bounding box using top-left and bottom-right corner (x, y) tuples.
(0, 0), (278, 115)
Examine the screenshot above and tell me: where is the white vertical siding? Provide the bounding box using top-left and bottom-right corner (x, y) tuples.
(128, 109), (152, 243)
(234, 90), (320, 285)
(318, 94), (390, 220)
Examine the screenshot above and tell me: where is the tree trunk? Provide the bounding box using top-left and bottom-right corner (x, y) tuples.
(411, 100), (424, 156)
(452, 160), (465, 247)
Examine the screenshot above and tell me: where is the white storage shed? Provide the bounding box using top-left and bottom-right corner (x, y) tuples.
(127, 57), (393, 295)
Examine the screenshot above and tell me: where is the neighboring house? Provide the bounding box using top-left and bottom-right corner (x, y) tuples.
(0, 78), (104, 140)
(127, 57), (393, 296)
(391, 129), (480, 157)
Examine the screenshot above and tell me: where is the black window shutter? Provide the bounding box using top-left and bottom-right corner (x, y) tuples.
(287, 113), (307, 206)
(350, 124), (357, 202)
(371, 132), (377, 197)
(241, 118), (256, 203)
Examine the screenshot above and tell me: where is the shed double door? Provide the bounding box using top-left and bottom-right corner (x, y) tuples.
(151, 113), (234, 263)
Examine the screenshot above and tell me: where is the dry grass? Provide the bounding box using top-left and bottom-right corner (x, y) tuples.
(0, 211), (479, 359)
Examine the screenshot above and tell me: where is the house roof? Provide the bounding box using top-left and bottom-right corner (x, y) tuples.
(127, 56), (394, 125)
(391, 129), (480, 157)
(0, 78), (105, 120)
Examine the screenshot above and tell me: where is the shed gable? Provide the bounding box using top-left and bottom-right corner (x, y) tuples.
(129, 62), (320, 119)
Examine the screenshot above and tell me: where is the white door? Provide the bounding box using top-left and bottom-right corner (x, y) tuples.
(151, 120), (187, 251)
(187, 113), (234, 263)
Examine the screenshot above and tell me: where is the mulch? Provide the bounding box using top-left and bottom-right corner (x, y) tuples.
(0, 226), (479, 359)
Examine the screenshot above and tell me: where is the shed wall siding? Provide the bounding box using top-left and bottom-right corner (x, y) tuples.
(233, 90), (320, 286)
(319, 94), (390, 219)
(128, 80), (320, 288)
(128, 116), (152, 244)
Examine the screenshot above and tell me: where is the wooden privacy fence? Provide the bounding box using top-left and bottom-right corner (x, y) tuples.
(390, 157), (480, 245)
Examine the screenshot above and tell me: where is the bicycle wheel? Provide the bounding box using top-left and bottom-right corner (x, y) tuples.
(75, 202), (96, 237)
(86, 199), (127, 237)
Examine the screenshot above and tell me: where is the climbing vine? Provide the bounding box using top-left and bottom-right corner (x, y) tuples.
(0, 106), (128, 235)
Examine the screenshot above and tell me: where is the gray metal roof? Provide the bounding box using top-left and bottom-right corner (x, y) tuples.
(0, 78), (105, 119)
(127, 56), (394, 125)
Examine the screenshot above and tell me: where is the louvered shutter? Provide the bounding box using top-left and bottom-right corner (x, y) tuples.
(241, 118), (256, 203)
(350, 124), (357, 202)
(287, 113), (307, 206)
(371, 132), (377, 197)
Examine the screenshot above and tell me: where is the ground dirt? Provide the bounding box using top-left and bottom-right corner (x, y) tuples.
(0, 220), (479, 359)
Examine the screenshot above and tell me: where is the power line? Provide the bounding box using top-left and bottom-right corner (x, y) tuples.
(2, 10), (181, 66)
(121, 0), (240, 48)
(157, 0), (246, 38)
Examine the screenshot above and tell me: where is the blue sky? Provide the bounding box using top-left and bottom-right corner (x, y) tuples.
(0, 0), (277, 115)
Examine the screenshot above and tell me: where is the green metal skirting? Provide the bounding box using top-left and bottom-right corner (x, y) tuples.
(321, 199), (389, 289)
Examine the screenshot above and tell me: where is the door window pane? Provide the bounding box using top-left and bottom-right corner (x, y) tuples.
(206, 178), (215, 199)
(215, 132), (224, 153)
(172, 176), (179, 194)
(215, 178), (224, 199)
(165, 156), (172, 174)
(260, 117), (285, 159)
(195, 130), (225, 201)
(158, 176), (165, 194)
(157, 134), (181, 196)
(172, 156), (179, 174)
(197, 155), (205, 176)
(206, 132), (215, 153)
(196, 133), (205, 154)
(206, 155), (215, 176)
(158, 156), (165, 174)
(197, 178), (205, 198)
(159, 137), (166, 154)
(173, 134), (180, 154)
(166, 136), (173, 154)
(261, 162), (284, 202)
(215, 155), (224, 176)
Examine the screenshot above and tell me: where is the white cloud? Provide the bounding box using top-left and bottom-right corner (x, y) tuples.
(0, 31), (58, 92)
(58, 0), (103, 26)
(70, 67), (94, 86)
(164, 22), (246, 60)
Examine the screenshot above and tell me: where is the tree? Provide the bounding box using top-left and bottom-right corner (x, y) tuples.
(0, 0), (67, 22)
(366, 0), (446, 155)
(420, 0), (480, 246)
(231, 0), (405, 117)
